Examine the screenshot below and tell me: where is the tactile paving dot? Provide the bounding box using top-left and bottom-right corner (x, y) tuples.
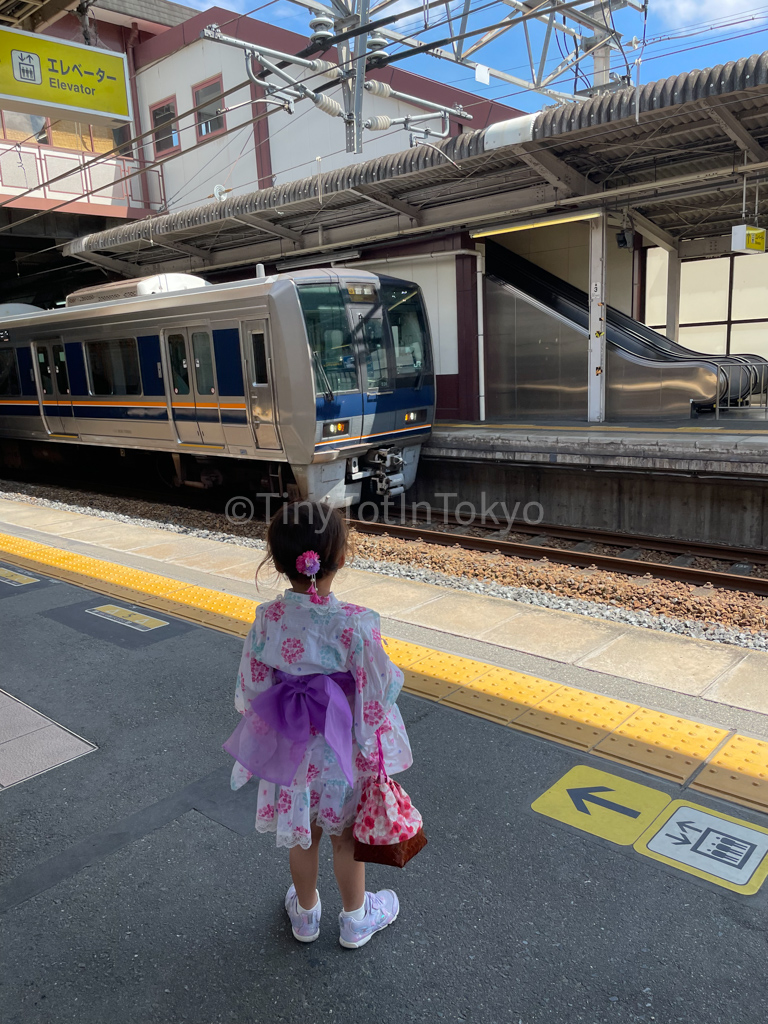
(691, 734), (768, 812)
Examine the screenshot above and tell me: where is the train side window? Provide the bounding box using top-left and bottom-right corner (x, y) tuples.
(167, 334), (189, 395)
(52, 344), (70, 396)
(0, 347), (21, 396)
(36, 346), (54, 395)
(85, 339), (142, 396)
(250, 332), (268, 385)
(358, 315), (390, 391)
(191, 331), (216, 394)
(381, 282), (431, 385)
(297, 284), (358, 394)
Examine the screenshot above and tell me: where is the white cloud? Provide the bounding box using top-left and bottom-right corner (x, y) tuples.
(655, 0), (763, 29)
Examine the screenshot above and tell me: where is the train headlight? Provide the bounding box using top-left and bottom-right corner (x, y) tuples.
(323, 420), (350, 437)
(404, 409), (427, 424)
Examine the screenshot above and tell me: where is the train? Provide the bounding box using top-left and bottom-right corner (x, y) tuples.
(0, 266), (435, 508)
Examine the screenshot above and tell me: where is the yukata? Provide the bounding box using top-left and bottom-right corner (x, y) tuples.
(226, 589), (413, 850)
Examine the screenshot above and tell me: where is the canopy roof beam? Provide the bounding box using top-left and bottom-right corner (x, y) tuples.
(700, 97), (768, 163)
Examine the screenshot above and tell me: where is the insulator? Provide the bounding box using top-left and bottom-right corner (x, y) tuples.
(313, 93), (343, 117)
(367, 33), (388, 51)
(310, 59), (341, 79)
(366, 115), (392, 131)
(364, 79), (392, 98)
(309, 15), (334, 42)
(367, 50), (389, 68)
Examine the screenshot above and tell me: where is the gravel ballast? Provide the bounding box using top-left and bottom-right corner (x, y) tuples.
(2, 479), (768, 653)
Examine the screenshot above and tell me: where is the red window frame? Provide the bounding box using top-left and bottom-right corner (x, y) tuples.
(192, 75), (227, 144)
(149, 95), (181, 158)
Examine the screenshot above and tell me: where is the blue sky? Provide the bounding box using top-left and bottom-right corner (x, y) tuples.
(184, 1), (768, 113)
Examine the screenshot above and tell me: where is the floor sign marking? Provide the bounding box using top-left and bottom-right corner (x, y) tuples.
(85, 604), (169, 632)
(531, 765), (671, 845)
(635, 800), (768, 894)
(0, 565), (39, 586)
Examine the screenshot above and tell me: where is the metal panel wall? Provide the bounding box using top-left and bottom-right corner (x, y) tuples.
(484, 278), (588, 419)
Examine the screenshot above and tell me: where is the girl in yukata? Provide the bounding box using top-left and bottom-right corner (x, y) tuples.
(223, 500), (413, 949)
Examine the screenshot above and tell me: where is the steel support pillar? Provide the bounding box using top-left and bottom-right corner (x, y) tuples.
(588, 212), (607, 423)
(666, 249), (681, 342)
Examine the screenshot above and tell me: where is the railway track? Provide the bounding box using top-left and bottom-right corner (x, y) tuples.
(352, 514), (768, 597)
(3, 465), (767, 597)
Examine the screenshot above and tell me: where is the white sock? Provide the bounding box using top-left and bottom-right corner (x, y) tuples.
(340, 900), (366, 921)
(298, 890), (320, 913)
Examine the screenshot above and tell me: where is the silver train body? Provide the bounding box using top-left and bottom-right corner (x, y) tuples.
(0, 268), (435, 506)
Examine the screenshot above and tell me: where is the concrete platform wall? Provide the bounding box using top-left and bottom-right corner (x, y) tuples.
(412, 458), (768, 548)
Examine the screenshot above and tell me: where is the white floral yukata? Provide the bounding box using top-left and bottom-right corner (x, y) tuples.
(231, 589), (413, 850)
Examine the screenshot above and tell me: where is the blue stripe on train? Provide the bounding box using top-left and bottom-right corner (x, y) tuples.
(221, 410), (248, 424)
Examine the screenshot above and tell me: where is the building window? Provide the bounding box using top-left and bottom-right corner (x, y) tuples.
(0, 111), (130, 154)
(1, 111), (49, 145)
(645, 249), (768, 360)
(194, 77), (225, 141)
(150, 98), (179, 154)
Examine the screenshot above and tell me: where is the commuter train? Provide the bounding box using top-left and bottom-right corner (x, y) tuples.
(0, 268), (435, 507)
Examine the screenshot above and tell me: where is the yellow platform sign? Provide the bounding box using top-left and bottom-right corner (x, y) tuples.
(0, 26), (130, 125)
(635, 800), (768, 895)
(532, 765), (671, 846)
(86, 604), (168, 632)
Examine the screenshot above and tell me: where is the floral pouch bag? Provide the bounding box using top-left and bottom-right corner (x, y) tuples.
(353, 732), (427, 868)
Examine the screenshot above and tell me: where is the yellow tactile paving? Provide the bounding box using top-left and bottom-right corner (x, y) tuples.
(594, 709), (730, 783)
(469, 666), (564, 703)
(439, 688), (523, 724)
(380, 638), (432, 668)
(691, 735), (768, 812)
(512, 688), (638, 751)
(4, 530), (768, 816)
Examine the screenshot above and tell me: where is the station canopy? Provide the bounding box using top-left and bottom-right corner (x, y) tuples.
(65, 50), (768, 277)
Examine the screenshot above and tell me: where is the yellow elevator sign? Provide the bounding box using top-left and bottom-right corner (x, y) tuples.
(0, 26), (130, 125)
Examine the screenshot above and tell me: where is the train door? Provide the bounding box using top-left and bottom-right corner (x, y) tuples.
(242, 319), (281, 449)
(163, 330), (203, 444)
(188, 328), (225, 446)
(31, 341), (75, 436)
(347, 290), (395, 441)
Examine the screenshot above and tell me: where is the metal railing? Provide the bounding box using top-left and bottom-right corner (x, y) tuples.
(0, 139), (165, 212)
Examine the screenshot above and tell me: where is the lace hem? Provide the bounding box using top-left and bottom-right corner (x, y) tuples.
(255, 810), (355, 849)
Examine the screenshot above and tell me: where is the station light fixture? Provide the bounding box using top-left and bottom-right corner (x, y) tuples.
(471, 210), (603, 238)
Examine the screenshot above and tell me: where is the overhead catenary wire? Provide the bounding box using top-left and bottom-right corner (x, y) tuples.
(5, 5), (768, 262)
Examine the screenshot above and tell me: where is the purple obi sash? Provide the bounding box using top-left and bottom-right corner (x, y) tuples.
(223, 670), (355, 787)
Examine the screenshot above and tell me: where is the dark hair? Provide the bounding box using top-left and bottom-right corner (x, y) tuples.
(258, 501), (350, 585)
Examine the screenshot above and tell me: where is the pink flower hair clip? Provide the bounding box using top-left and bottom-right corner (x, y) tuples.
(295, 550), (329, 604)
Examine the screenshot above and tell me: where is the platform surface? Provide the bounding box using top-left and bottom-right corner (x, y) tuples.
(1, 497), (767, 719)
(3, 552), (768, 1021)
(428, 420), (768, 476)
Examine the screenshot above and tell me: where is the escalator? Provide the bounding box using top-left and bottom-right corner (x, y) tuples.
(484, 241), (768, 421)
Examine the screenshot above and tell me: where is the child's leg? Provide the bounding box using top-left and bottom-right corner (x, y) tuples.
(330, 827), (366, 912)
(289, 821), (323, 909)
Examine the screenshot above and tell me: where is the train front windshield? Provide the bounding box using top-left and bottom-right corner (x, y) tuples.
(298, 279), (431, 396)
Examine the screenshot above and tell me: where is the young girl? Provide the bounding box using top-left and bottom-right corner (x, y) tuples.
(223, 500), (413, 949)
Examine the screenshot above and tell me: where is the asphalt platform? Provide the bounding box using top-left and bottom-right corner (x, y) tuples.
(1, 572), (767, 1024)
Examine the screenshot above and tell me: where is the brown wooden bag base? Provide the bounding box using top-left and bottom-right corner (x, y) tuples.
(353, 828), (427, 868)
